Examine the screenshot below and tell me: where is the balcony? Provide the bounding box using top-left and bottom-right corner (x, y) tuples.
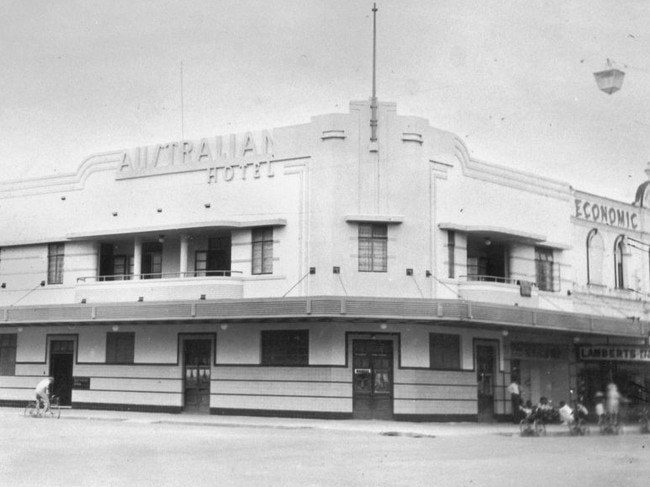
(458, 275), (539, 307)
(75, 271), (244, 304)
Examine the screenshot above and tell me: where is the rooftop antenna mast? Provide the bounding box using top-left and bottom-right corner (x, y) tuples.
(370, 3), (378, 142)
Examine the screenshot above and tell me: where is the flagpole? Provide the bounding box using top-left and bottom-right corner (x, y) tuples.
(370, 3), (378, 142)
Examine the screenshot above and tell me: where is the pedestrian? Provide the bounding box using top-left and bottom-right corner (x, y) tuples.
(606, 382), (621, 424)
(594, 391), (605, 424)
(507, 377), (522, 423)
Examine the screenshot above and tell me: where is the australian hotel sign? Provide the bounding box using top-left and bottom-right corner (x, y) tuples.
(116, 130), (276, 183)
(579, 345), (650, 362)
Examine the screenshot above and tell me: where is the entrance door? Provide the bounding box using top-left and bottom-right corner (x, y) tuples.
(476, 342), (497, 422)
(49, 339), (74, 406)
(183, 339), (212, 413)
(352, 339), (393, 420)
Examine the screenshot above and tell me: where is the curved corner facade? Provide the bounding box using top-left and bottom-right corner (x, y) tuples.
(1, 100), (649, 421)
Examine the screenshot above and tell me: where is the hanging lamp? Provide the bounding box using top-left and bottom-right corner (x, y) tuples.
(594, 59), (625, 95)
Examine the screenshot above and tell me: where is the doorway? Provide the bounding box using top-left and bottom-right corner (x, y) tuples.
(49, 339), (74, 406)
(352, 339), (394, 420)
(142, 242), (162, 279)
(475, 341), (498, 422)
(182, 338), (212, 414)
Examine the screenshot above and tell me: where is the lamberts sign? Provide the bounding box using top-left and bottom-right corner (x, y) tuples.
(579, 345), (650, 362)
(116, 130), (276, 182)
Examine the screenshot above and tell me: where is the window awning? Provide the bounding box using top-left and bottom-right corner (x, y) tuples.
(345, 214), (404, 224)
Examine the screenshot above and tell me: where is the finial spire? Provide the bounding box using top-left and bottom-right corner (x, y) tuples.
(370, 3), (378, 142)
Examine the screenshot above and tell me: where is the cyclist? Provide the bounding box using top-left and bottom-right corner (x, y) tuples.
(34, 376), (54, 416)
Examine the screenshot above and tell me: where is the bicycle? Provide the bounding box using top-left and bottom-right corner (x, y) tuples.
(24, 395), (60, 419)
(567, 402), (590, 436)
(519, 416), (546, 437)
(568, 417), (590, 436)
(598, 412), (621, 435)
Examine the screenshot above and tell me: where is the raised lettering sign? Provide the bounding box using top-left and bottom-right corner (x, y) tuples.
(116, 130), (275, 180)
(574, 198), (638, 230)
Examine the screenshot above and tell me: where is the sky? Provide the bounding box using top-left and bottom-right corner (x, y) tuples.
(2, 0), (650, 202)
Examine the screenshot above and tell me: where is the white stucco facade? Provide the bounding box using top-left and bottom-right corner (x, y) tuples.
(1, 100), (649, 421)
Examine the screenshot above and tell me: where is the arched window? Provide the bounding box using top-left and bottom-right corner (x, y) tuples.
(614, 235), (627, 289)
(587, 229), (604, 285)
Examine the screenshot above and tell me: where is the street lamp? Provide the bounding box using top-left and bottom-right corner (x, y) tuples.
(594, 59), (625, 95)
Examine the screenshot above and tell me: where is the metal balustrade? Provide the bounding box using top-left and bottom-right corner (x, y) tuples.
(461, 275), (522, 285)
(77, 270), (243, 283)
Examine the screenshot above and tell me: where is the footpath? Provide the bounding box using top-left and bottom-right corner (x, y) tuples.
(0, 406), (582, 438)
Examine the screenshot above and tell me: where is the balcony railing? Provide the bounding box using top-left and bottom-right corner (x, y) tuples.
(461, 275), (521, 285)
(77, 270), (242, 283)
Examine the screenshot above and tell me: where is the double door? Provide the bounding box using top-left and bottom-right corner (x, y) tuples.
(352, 340), (394, 420)
(183, 339), (211, 413)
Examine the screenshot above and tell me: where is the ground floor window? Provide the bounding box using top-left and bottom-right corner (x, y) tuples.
(261, 330), (308, 366)
(429, 333), (460, 370)
(106, 332), (135, 364)
(0, 334), (16, 375)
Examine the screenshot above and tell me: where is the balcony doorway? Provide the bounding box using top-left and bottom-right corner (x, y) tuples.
(99, 243), (133, 281)
(195, 235), (231, 277)
(142, 242), (163, 279)
(467, 237), (508, 282)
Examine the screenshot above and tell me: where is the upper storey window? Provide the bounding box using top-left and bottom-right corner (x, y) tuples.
(252, 227), (273, 275)
(535, 247), (554, 292)
(447, 231), (456, 278)
(586, 229), (604, 286)
(358, 224), (387, 272)
(47, 243), (65, 285)
(614, 235), (626, 289)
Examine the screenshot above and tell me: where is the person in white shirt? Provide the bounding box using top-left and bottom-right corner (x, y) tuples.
(34, 377), (53, 414)
(507, 379), (522, 423)
(558, 401), (574, 425)
(595, 392), (605, 423)
(606, 382), (621, 422)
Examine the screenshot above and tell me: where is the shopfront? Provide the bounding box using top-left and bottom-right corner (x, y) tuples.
(577, 344), (650, 416)
(509, 341), (572, 408)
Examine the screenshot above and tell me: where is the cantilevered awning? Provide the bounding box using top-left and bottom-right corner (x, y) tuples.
(66, 218), (287, 241)
(438, 222), (571, 249)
